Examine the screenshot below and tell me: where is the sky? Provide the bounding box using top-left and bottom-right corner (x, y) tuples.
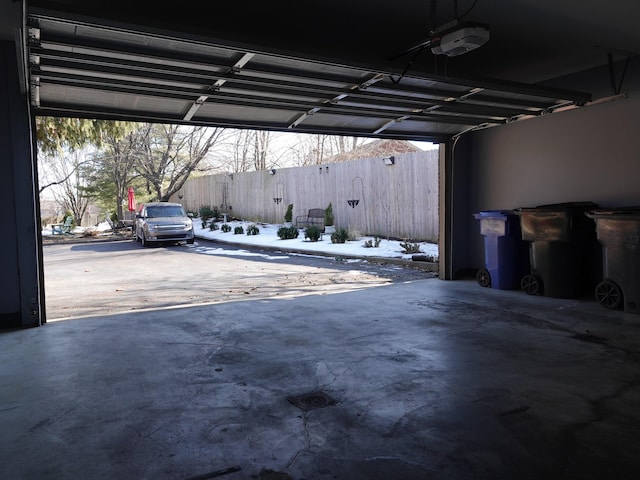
(43, 220), (439, 261)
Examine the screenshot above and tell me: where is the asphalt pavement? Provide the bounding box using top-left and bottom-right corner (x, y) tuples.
(43, 237), (436, 320)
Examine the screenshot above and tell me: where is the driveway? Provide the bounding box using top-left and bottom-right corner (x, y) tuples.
(43, 238), (435, 320)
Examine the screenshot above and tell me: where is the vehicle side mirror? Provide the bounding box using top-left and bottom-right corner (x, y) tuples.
(187, 213), (193, 218)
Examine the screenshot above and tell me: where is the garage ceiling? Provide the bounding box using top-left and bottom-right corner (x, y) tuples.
(12, 1), (640, 143)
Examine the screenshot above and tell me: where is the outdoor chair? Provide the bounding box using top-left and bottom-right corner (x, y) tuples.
(295, 208), (325, 231)
(105, 215), (130, 235)
(51, 216), (74, 235)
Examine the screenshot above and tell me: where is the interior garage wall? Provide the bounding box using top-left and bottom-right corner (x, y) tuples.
(0, 42), (21, 326)
(451, 60), (640, 276)
(0, 38), (44, 328)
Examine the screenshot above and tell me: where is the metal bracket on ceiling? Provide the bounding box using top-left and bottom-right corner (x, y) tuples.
(288, 107), (321, 129)
(372, 115), (410, 135)
(287, 81), (375, 129)
(457, 87), (485, 101)
(543, 100), (576, 115)
(451, 122), (494, 143)
(210, 52), (256, 92)
(329, 94), (348, 104)
(291, 74), (385, 128)
(441, 87), (484, 104)
(183, 52), (255, 121)
(229, 52), (255, 73)
(27, 27), (40, 46)
(30, 76), (40, 108)
(357, 74), (386, 90)
(210, 79), (225, 92)
(25, 26), (41, 101)
(288, 113), (308, 129)
(608, 52), (631, 95)
(183, 95), (208, 121)
(421, 87), (485, 115)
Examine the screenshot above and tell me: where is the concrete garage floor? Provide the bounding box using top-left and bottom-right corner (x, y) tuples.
(2, 278), (640, 479)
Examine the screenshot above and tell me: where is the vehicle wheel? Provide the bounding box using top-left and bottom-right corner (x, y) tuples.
(141, 232), (148, 247)
(187, 238), (195, 245)
(134, 229), (140, 242)
(595, 280), (623, 310)
(476, 268), (491, 288)
(521, 274), (541, 295)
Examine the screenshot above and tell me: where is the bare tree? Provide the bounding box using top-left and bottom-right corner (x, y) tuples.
(279, 133), (368, 166)
(215, 129), (274, 172)
(202, 130), (372, 172)
(46, 150), (92, 226)
(135, 124), (225, 201)
(227, 129), (253, 172)
(94, 130), (141, 220)
(253, 130), (271, 171)
(39, 153), (90, 195)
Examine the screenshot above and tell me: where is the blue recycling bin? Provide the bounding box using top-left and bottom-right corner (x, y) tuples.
(474, 210), (530, 290)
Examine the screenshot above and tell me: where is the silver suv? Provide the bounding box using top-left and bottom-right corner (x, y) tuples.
(134, 202), (195, 247)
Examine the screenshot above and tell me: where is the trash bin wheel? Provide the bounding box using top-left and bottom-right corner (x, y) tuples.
(521, 274), (541, 295)
(476, 268), (491, 288)
(595, 280), (623, 310)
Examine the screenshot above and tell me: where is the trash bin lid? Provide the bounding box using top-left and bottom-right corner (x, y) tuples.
(519, 201), (599, 212)
(473, 210), (516, 219)
(586, 206), (640, 219)
(515, 202), (600, 218)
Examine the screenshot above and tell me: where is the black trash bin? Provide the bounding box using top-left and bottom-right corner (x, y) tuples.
(473, 210), (530, 290)
(515, 202), (602, 298)
(585, 207), (640, 314)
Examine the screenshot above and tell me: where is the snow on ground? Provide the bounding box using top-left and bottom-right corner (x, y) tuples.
(42, 219), (439, 261)
(192, 220), (438, 261)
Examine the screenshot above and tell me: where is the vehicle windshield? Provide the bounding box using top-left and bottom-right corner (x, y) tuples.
(146, 205), (185, 218)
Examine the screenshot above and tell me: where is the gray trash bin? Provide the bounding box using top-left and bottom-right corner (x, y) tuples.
(515, 202), (602, 298)
(586, 207), (640, 314)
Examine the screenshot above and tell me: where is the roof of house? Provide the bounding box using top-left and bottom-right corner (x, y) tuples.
(325, 139), (427, 163)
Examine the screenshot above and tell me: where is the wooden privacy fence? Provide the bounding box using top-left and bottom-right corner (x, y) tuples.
(174, 150), (439, 242)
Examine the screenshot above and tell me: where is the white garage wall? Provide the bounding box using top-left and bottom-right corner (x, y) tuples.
(453, 61), (640, 274)
(472, 94), (640, 210)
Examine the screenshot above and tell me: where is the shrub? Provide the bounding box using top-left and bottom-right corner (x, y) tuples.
(277, 225), (299, 240)
(247, 224), (260, 235)
(363, 236), (381, 248)
(324, 202), (334, 227)
(221, 224), (231, 233)
(81, 228), (99, 237)
(284, 203), (293, 223)
(199, 206), (216, 222)
(330, 227), (349, 244)
(209, 222), (219, 231)
(234, 226), (244, 234)
(199, 206), (218, 228)
(400, 239), (422, 253)
(304, 225), (322, 242)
